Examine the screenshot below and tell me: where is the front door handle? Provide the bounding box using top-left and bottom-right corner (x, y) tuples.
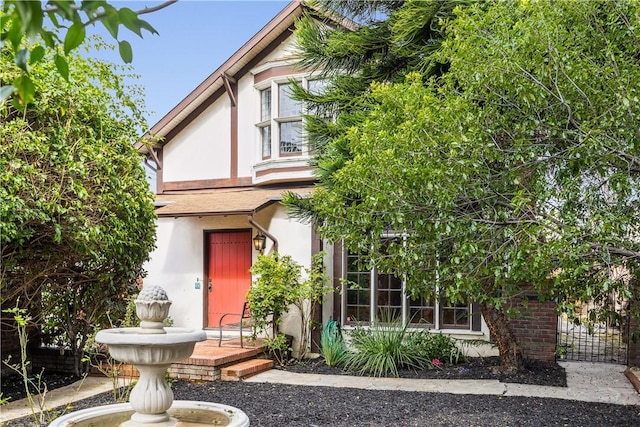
(208, 278), (212, 291)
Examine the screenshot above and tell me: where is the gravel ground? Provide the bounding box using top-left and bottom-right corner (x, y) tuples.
(3, 358), (639, 427)
(4, 381), (639, 427)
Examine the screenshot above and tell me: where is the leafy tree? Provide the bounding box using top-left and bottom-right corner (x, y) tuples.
(292, 0), (462, 182)
(1, 0), (175, 106)
(1, 39), (156, 374)
(288, 0), (640, 370)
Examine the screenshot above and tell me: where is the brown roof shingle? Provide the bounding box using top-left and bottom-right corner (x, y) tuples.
(154, 187), (312, 217)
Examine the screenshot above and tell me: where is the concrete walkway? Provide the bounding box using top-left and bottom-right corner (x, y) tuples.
(244, 361), (640, 406)
(1, 362), (638, 423)
(0, 376), (123, 424)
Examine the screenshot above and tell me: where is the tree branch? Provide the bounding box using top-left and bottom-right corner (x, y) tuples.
(135, 1), (179, 16)
(591, 243), (640, 259)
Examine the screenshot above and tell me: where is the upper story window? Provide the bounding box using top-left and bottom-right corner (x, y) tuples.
(260, 88), (272, 158)
(278, 82), (302, 155)
(257, 77), (327, 161)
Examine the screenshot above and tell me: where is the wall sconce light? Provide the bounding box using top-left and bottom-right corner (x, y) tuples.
(252, 232), (266, 253)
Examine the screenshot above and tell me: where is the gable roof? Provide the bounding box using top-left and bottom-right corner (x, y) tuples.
(138, 0), (305, 153)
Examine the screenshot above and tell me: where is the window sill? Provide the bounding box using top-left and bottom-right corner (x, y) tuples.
(253, 156), (314, 185)
(340, 325), (486, 337)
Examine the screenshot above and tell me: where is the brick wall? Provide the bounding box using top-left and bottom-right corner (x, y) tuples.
(509, 296), (557, 362)
(168, 362), (220, 382)
(31, 347), (80, 374)
(90, 361), (222, 382)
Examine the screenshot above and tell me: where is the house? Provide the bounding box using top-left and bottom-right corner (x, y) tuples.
(140, 0), (556, 360)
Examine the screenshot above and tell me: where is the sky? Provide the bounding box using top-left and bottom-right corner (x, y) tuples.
(92, 0), (290, 127)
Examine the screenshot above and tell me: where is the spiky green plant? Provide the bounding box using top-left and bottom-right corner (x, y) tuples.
(320, 320), (346, 366)
(343, 311), (431, 377)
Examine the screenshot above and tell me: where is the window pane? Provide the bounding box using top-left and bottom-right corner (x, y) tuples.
(345, 252), (371, 324)
(409, 295), (435, 326)
(307, 80), (333, 121)
(279, 82), (301, 117)
(261, 125), (271, 158)
(376, 273), (402, 318)
(279, 121), (302, 154)
(260, 88), (271, 121)
(308, 79), (327, 95)
(441, 300), (470, 328)
(410, 307), (435, 326)
(377, 306), (401, 321)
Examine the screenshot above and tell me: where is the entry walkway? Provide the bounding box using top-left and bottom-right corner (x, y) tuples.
(245, 361), (640, 406)
(1, 361), (638, 423)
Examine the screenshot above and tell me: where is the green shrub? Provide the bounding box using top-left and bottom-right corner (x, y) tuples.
(320, 320), (346, 366)
(403, 330), (465, 364)
(265, 333), (292, 366)
(247, 254), (300, 339)
(343, 312), (431, 377)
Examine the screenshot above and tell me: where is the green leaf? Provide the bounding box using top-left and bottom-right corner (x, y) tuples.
(24, 2), (44, 39)
(118, 40), (133, 63)
(6, 14), (22, 51)
(54, 54), (69, 81)
(41, 30), (57, 48)
(29, 46), (45, 65)
(101, 14), (119, 39)
(0, 85), (15, 104)
(118, 8), (143, 37)
(13, 75), (35, 106)
(12, 1), (44, 39)
(137, 19), (159, 36)
(63, 22), (86, 54)
(49, 0), (75, 21)
(15, 48), (29, 71)
(15, 1), (34, 33)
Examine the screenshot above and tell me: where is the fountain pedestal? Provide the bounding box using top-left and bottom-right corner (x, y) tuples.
(125, 364), (173, 425)
(48, 285), (250, 427)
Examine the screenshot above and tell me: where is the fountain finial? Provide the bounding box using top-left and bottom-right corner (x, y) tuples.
(135, 285), (171, 334)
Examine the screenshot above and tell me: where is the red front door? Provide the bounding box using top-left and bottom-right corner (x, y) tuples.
(206, 230), (252, 328)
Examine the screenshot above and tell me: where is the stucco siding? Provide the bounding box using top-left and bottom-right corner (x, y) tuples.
(162, 99), (231, 182)
(237, 74), (257, 178)
(259, 37), (299, 66)
(144, 204), (313, 335)
(145, 215), (249, 330)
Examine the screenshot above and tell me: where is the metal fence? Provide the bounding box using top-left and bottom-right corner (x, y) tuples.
(556, 301), (629, 364)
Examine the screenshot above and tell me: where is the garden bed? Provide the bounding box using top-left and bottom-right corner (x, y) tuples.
(280, 355), (567, 387)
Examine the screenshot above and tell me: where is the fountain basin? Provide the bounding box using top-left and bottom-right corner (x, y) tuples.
(48, 400), (250, 427)
(96, 327), (207, 364)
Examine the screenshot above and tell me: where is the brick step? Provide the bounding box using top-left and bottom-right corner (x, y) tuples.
(220, 358), (274, 381)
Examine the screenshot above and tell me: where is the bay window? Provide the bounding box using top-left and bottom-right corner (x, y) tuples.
(257, 78), (328, 160)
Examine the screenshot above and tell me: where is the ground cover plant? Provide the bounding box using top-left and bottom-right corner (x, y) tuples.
(319, 320), (347, 367)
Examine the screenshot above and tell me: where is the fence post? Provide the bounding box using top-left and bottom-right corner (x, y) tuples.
(628, 300), (640, 367)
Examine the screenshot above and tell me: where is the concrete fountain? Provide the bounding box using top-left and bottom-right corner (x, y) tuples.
(49, 285), (250, 427)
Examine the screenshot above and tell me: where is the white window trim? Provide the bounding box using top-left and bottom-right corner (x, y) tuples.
(340, 240), (474, 331)
(255, 74), (329, 162)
